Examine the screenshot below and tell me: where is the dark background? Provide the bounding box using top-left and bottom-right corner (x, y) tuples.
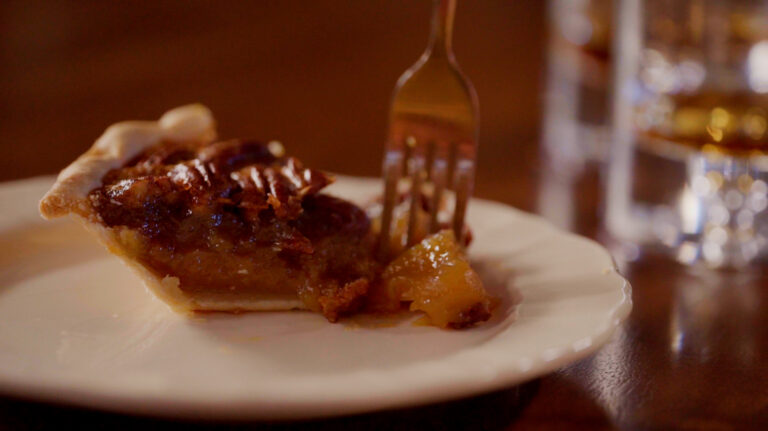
(2, 3), (768, 430)
(0, 0), (545, 209)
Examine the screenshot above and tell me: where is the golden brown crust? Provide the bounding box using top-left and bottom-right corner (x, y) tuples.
(39, 104), (217, 220)
(38, 104), (305, 313)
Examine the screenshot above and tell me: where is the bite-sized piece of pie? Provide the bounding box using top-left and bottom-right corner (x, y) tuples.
(372, 230), (493, 328)
(39, 105), (378, 321)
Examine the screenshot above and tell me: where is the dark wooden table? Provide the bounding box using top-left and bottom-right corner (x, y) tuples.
(1, 1), (766, 429)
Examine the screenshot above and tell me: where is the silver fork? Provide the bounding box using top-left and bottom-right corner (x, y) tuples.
(379, 0), (479, 258)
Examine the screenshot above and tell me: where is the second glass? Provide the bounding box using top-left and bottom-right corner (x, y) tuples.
(606, 0), (768, 268)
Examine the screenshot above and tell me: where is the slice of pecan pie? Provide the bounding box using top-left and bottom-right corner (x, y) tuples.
(40, 105), (377, 321)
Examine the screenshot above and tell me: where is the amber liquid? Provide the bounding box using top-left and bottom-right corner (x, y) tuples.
(635, 91), (768, 157)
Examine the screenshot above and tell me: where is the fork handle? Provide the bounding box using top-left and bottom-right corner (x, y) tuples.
(428, 0), (457, 57)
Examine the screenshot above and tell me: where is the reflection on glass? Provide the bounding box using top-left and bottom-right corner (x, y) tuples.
(606, 0), (768, 268)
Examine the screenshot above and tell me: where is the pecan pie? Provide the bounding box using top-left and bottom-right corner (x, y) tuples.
(40, 105), (495, 327)
(39, 105), (377, 320)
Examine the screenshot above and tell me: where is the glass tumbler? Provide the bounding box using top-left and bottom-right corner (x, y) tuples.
(540, 0), (613, 233)
(606, 0), (768, 268)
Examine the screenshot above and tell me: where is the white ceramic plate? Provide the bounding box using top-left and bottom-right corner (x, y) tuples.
(0, 176), (631, 420)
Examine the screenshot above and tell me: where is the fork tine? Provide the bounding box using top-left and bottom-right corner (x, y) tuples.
(378, 148), (404, 259)
(452, 153), (475, 244)
(406, 137), (426, 247)
(424, 140), (436, 181)
(446, 138), (458, 189)
(429, 140), (450, 233)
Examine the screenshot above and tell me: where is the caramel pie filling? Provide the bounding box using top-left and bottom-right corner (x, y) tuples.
(89, 139), (377, 321)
